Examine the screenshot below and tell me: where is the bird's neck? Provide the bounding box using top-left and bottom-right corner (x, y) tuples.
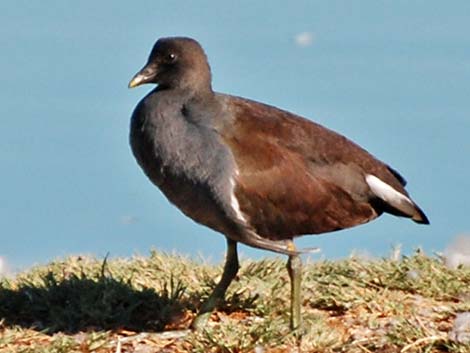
(155, 81), (219, 126)
(159, 79), (213, 99)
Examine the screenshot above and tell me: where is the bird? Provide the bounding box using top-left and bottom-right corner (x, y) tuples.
(128, 36), (429, 331)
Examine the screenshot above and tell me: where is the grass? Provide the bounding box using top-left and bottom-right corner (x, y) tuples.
(0, 249), (469, 352)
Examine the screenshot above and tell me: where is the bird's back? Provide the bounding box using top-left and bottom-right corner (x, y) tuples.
(216, 94), (428, 240)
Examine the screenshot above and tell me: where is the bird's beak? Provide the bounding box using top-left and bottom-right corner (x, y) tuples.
(128, 63), (158, 89)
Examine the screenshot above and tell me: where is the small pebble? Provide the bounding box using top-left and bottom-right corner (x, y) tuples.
(449, 312), (470, 344)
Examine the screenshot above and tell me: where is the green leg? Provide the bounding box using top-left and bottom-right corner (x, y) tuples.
(287, 254), (303, 332)
(191, 238), (239, 330)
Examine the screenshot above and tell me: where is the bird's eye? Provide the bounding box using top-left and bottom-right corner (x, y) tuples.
(168, 53), (177, 62)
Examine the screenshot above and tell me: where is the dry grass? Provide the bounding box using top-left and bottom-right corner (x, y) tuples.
(0, 249), (469, 352)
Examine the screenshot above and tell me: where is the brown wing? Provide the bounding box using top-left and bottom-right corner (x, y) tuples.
(219, 96), (413, 241)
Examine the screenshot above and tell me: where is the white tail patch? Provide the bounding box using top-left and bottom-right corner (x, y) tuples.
(366, 174), (413, 208)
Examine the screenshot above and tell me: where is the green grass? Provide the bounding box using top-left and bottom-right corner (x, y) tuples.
(0, 250), (469, 352)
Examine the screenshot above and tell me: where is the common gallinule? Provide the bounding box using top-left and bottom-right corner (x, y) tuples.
(128, 37), (429, 331)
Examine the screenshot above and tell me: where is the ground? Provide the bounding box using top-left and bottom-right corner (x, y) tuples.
(0, 250), (469, 352)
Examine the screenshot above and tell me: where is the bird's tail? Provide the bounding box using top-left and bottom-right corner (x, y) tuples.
(366, 174), (430, 225)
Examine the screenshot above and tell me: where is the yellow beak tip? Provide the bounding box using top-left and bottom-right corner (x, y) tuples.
(128, 73), (146, 89)
(128, 79), (139, 89)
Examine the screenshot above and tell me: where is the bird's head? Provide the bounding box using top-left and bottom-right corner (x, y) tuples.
(128, 37), (212, 92)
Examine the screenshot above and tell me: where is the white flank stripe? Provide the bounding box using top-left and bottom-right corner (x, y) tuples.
(365, 174), (413, 206)
(230, 175), (247, 224)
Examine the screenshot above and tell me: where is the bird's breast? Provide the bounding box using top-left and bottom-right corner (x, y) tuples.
(129, 99), (243, 236)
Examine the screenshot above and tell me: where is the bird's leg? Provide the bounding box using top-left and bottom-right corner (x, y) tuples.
(191, 238), (239, 330)
(286, 241), (303, 332)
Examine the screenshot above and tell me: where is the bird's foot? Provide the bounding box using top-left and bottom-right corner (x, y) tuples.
(190, 311), (212, 331)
